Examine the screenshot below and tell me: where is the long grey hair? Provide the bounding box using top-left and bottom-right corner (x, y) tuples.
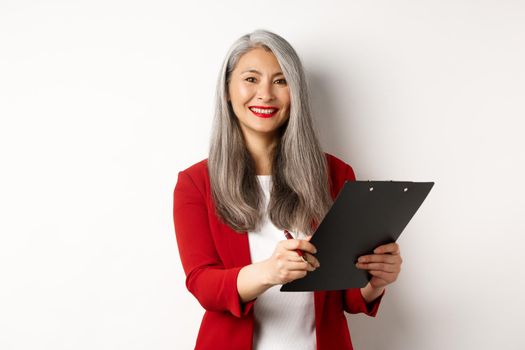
(208, 29), (333, 236)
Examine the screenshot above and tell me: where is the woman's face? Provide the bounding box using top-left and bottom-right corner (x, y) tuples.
(228, 47), (291, 141)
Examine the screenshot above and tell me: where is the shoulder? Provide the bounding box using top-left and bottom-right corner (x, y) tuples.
(324, 152), (356, 197)
(179, 158), (208, 178)
(174, 158), (209, 195)
(324, 152), (356, 180)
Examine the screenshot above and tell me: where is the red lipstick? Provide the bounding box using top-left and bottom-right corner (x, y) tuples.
(248, 106), (279, 119)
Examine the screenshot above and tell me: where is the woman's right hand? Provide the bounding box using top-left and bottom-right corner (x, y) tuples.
(261, 238), (320, 286)
(237, 236), (321, 302)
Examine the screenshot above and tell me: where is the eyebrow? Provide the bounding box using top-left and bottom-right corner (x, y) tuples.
(240, 68), (284, 76)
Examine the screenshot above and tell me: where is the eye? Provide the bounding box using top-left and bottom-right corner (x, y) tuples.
(245, 77), (257, 83)
(275, 79), (287, 85)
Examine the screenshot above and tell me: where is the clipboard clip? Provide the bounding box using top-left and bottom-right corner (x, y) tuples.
(367, 180), (409, 192)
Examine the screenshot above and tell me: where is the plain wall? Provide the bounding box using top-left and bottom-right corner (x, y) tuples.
(1, 1), (524, 349)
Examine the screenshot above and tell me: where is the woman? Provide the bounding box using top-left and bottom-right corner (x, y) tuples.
(173, 29), (402, 350)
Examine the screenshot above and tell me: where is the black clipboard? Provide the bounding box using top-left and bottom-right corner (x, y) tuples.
(280, 180), (434, 292)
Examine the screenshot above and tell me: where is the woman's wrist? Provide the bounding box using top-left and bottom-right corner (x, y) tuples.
(259, 259), (276, 287)
(360, 283), (385, 304)
(237, 261), (273, 303)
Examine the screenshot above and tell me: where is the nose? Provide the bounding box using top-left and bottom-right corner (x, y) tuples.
(257, 79), (275, 102)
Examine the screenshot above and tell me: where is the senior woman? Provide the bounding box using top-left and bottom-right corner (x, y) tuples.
(173, 29), (402, 350)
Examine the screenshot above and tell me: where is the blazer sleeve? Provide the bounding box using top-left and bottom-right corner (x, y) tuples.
(173, 170), (254, 318)
(339, 162), (385, 316)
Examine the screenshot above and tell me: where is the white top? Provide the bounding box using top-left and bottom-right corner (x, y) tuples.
(247, 175), (316, 350)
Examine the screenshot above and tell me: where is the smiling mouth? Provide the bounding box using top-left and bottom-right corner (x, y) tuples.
(249, 107), (279, 118)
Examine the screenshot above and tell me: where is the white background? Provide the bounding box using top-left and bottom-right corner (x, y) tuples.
(1, 1), (524, 349)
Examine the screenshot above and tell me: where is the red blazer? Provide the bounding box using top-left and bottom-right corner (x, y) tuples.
(173, 153), (384, 350)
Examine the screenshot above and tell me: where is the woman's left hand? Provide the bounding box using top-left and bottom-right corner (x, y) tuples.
(355, 242), (402, 289)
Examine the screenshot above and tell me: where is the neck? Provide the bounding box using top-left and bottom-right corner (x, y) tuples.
(242, 131), (278, 176)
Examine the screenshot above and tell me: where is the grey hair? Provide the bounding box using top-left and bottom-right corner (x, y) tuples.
(208, 29), (333, 235)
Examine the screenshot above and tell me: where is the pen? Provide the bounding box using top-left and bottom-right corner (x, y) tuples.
(284, 229), (308, 263)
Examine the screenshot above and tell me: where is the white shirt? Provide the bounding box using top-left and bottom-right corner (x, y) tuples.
(247, 175), (316, 350)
